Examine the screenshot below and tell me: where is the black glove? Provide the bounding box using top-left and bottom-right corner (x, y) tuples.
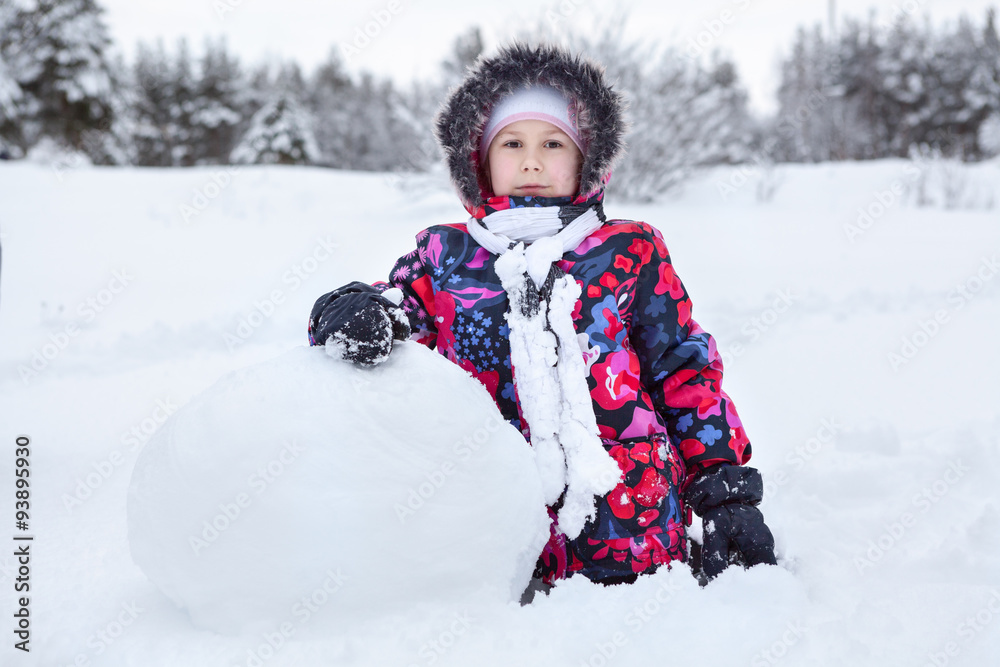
(308, 282), (411, 366)
(685, 465), (776, 582)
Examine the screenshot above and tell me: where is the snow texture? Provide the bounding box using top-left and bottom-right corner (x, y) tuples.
(127, 343), (549, 635)
(0, 159), (998, 666)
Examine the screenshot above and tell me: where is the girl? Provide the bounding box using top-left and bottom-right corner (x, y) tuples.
(308, 43), (775, 588)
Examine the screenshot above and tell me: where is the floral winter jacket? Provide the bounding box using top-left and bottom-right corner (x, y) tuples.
(379, 212), (752, 582)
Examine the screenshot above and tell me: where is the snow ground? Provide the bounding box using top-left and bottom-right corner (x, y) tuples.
(1, 157), (999, 666)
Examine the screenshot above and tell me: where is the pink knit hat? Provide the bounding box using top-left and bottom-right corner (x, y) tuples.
(479, 85), (583, 156)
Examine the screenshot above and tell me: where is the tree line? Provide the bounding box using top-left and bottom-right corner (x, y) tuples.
(771, 10), (1000, 162)
(1, 0), (998, 199)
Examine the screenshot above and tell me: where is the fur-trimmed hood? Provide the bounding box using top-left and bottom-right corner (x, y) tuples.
(434, 43), (627, 214)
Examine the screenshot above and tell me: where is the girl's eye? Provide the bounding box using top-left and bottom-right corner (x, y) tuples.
(544, 140), (564, 149)
(503, 140), (522, 148)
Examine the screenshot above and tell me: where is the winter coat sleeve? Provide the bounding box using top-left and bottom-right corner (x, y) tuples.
(373, 233), (439, 349)
(629, 224), (752, 479)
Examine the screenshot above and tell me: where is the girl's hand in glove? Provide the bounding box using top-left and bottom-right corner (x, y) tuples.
(308, 282), (411, 366)
(685, 465), (777, 582)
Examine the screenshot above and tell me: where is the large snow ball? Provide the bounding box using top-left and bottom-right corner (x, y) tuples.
(127, 343), (549, 635)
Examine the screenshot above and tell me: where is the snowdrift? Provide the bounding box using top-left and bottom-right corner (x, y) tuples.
(1, 160), (998, 666)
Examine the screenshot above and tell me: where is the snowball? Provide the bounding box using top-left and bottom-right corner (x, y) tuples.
(127, 343), (549, 636)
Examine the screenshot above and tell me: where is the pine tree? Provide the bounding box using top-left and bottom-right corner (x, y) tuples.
(964, 10), (1000, 158)
(7, 0), (116, 155)
(837, 17), (885, 159)
(340, 73), (393, 170)
(927, 18), (971, 156)
(307, 50), (354, 168)
(274, 61), (307, 107)
(700, 57), (755, 164)
(230, 93), (318, 165)
(379, 79), (432, 173)
(985, 7), (1000, 97)
(440, 27), (484, 89)
(169, 37), (197, 165)
(385, 28), (485, 173)
(980, 112), (1000, 158)
(557, 25), (754, 200)
(773, 26), (831, 162)
(391, 79), (441, 172)
(189, 38), (243, 165)
(0, 0), (25, 154)
(0, 50), (20, 145)
(85, 50), (134, 164)
(771, 9), (1000, 162)
(244, 60), (274, 118)
(131, 38), (216, 166)
(1, 0), (36, 153)
(0, 60), (23, 155)
(979, 9), (1000, 157)
(242, 59), (305, 128)
(872, 15), (927, 157)
(310, 67), (426, 172)
(900, 15), (994, 159)
(131, 40), (176, 166)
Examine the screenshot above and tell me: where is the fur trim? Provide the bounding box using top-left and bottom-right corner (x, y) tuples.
(434, 43), (628, 210)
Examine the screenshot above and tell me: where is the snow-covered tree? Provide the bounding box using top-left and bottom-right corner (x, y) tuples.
(386, 28), (484, 173)
(230, 94), (318, 165)
(0, 51), (20, 121)
(440, 26), (484, 90)
(167, 38), (197, 165)
(871, 16), (929, 157)
(390, 79), (442, 172)
(927, 17), (984, 158)
(344, 73), (425, 171)
(6, 0), (117, 155)
(305, 53), (429, 172)
(0, 0), (25, 153)
(835, 17), (886, 160)
(189, 38), (243, 165)
(305, 51), (353, 168)
(963, 10), (1000, 158)
(770, 9), (1000, 162)
(0, 53), (24, 155)
(550, 24), (754, 200)
(243, 60), (306, 126)
(82, 51), (134, 164)
(773, 25), (834, 162)
(975, 10), (1000, 158)
(979, 112), (1000, 158)
(131, 38), (229, 166)
(130, 40), (179, 166)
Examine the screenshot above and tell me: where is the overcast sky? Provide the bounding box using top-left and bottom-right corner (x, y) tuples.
(98, 0), (999, 115)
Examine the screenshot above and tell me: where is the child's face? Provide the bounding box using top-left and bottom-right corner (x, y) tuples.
(486, 119), (583, 198)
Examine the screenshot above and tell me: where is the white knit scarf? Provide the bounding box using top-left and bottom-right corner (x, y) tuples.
(467, 206), (623, 539)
